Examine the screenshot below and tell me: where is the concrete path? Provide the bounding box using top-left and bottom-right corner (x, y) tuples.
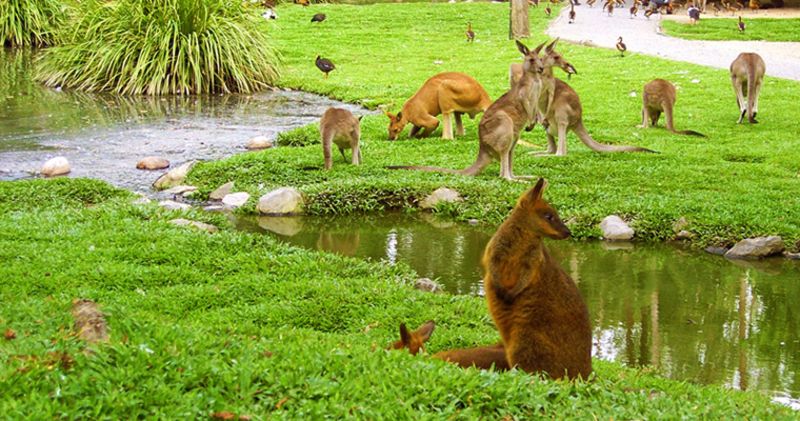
(546, 5), (800, 81)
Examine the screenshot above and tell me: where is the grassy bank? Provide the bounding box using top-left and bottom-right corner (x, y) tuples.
(661, 18), (800, 42)
(0, 178), (793, 418)
(186, 3), (800, 249)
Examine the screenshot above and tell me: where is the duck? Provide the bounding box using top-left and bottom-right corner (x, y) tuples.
(315, 55), (335, 78)
(616, 36), (627, 57)
(466, 22), (475, 42)
(738, 15), (745, 31)
(311, 13), (326, 22)
(569, 3), (576, 22)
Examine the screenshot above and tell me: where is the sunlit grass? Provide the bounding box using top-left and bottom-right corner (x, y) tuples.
(661, 17), (800, 42)
(0, 0), (67, 47)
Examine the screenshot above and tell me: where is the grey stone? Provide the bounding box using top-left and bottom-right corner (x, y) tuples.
(41, 156), (70, 177)
(784, 252), (800, 260)
(675, 230), (695, 241)
(599, 215), (634, 241)
(672, 217), (690, 233)
(414, 278), (442, 293)
(209, 181), (234, 201)
(257, 187), (304, 215)
(419, 187), (462, 210)
(158, 200), (191, 211)
(467, 219), (479, 226)
(705, 246), (729, 256)
(153, 161), (195, 190)
(222, 192), (250, 208)
(169, 218), (218, 233)
(163, 185), (197, 195)
(203, 205), (226, 212)
(257, 216), (303, 236)
(725, 236), (785, 260)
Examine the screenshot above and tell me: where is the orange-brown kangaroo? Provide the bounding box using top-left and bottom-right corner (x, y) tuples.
(390, 321), (509, 370)
(730, 52), (765, 124)
(385, 72), (492, 140)
(639, 79), (706, 137)
(392, 179), (593, 379)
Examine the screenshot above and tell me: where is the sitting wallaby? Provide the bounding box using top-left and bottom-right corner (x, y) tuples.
(639, 79), (706, 137)
(320, 107), (362, 170)
(388, 40), (551, 180)
(391, 179), (592, 379)
(385, 72), (492, 140)
(729, 52), (766, 124)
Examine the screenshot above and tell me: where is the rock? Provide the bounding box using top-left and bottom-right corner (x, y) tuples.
(675, 230), (695, 241)
(163, 185), (197, 195)
(705, 246), (729, 256)
(599, 215), (634, 241)
(725, 236), (785, 260)
(784, 252), (800, 260)
(672, 217), (689, 233)
(222, 192), (250, 208)
(467, 219), (479, 226)
(419, 187), (462, 210)
(257, 187), (304, 215)
(415, 278), (442, 293)
(209, 181), (234, 201)
(153, 161), (195, 190)
(41, 157), (71, 177)
(246, 135), (274, 150)
(131, 197), (151, 205)
(158, 200), (191, 211)
(136, 157), (170, 170)
(257, 216), (303, 236)
(169, 218), (218, 233)
(203, 205), (226, 212)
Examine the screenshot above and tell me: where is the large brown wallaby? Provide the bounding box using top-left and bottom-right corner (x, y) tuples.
(391, 179), (592, 379)
(385, 72), (492, 140)
(320, 107), (362, 170)
(639, 79), (706, 137)
(388, 40), (550, 180)
(729, 52), (765, 124)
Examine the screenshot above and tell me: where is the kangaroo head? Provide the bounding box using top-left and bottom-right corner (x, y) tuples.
(517, 178), (571, 240)
(542, 39), (577, 77)
(385, 111), (406, 140)
(515, 40), (546, 75)
(388, 320), (435, 355)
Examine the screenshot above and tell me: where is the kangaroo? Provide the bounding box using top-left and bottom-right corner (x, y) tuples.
(320, 107), (362, 170)
(385, 72), (492, 140)
(388, 40), (550, 180)
(730, 52), (765, 124)
(390, 323), (510, 370)
(639, 79), (706, 137)
(388, 321), (436, 355)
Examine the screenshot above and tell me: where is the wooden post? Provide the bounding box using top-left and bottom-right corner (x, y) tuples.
(509, 0), (530, 40)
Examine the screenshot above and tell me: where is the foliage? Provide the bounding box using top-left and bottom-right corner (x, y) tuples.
(660, 17), (800, 42)
(0, 0), (67, 47)
(276, 122), (320, 146)
(35, 0), (281, 95)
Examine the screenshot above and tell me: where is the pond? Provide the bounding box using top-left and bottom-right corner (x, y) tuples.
(237, 212), (800, 409)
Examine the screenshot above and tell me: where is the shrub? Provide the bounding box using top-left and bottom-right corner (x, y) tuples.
(0, 0), (67, 47)
(36, 0), (281, 95)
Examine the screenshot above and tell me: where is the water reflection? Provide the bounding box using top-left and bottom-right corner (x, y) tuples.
(237, 212), (800, 405)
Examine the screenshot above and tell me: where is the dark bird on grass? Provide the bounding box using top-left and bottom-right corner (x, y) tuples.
(311, 13), (326, 22)
(616, 36), (627, 56)
(738, 15), (746, 31)
(630, 2), (639, 16)
(315, 55), (335, 78)
(466, 22), (475, 42)
(569, 3), (576, 22)
(545, 5), (552, 16)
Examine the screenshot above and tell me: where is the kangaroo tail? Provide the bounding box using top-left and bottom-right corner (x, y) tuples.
(386, 146), (493, 176)
(574, 122), (657, 153)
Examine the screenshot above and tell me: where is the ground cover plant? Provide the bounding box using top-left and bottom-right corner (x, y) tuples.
(0, 0), (67, 47)
(187, 2), (800, 249)
(35, 0), (281, 94)
(661, 17), (800, 42)
(0, 178), (793, 418)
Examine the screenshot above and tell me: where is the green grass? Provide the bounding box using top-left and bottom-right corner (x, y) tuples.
(661, 17), (800, 41)
(0, 0), (68, 47)
(186, 2), (800, 249)
(35, 0), (281, 94)
(0, 178), (793, 418)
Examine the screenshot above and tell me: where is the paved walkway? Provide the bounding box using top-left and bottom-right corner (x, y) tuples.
(546, 6), (800, 81)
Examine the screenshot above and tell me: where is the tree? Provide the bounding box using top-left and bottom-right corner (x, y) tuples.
(509, 0), (530, 40)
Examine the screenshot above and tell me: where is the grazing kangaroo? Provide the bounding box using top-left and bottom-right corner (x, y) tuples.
(639, 79), (706, 137)
(729, 52), (765, 124)
(385, 72), (492, 140)
(391, 179), (592, 379)
(388, 40), (550, 180)
(320, 107), (362, 170)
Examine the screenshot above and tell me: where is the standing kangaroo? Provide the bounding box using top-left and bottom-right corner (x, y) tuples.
(391, 179), (592, 379)
(385, 72), (492, 140)
(388, 40), (550, 180)
(729, 52), (765, 124)
(639, 79), (706, 137)
(320, 107), (361, 170)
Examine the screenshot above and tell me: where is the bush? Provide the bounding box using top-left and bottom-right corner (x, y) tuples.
(0, 0), (67, 47)
(36, 0), (281, 95)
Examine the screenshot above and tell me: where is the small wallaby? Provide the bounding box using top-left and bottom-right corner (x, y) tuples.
(320, 107), (362, 170)
(640, 79), (706, 137)
(730, 52), (765, 124)
(391, 323), (510, 370)
(388, 321), (435, 355)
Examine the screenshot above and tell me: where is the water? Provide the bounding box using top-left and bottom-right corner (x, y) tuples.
(0, 49), (366, 192)
(238, 212), (800, 409)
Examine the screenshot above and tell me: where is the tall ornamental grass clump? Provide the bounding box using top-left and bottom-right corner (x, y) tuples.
(36, 0), (281, 95)
(1, 0), (67, 47)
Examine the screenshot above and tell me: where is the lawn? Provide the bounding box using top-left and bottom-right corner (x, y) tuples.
(187, 2), (800, 249)
(0, 178), (793, 418)
(661, 17), (800, 42)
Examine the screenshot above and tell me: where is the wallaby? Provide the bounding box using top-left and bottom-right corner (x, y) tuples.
(532, 47), (656, 156)
(388, 40), (550, 180)
(729, 52), (765, 124)
(639, 79), (706, 137)
(385, 72), (492, 140)
(388, 321), (436, 356)
(390, 323), (509, 370)
(320, 107), (362, 170)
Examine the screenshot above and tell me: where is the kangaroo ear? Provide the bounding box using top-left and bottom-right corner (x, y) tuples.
(396, 111), (402, 120)
(529, 178), (549, 201)
(414, 320), (436, 342)
(515, 40), (530, 56)
(533, 41), (547, 55)
(399, 323), (411, 345)
(546, 38), (560, 53)
(358, 115), (364, 122)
